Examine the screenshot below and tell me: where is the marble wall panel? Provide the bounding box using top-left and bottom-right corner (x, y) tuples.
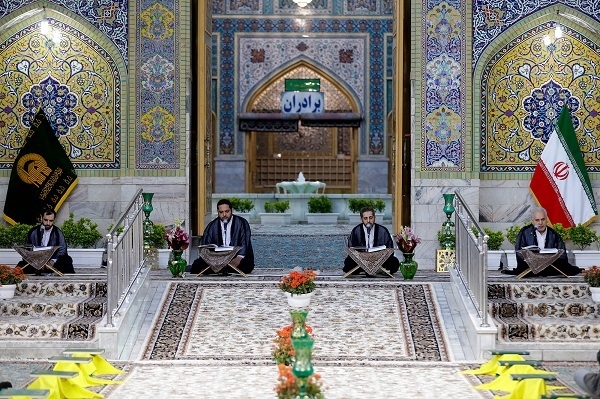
(214, 159), (247, 193)
(357, 160), (390, 194)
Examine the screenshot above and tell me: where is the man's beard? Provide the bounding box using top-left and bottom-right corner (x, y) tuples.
(220, 217), (230, 223)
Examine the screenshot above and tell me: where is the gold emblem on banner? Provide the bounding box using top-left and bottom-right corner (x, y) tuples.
(16, 153), (51, 188)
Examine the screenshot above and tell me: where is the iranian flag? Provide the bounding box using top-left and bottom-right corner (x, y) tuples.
(530, 106), (598, 227)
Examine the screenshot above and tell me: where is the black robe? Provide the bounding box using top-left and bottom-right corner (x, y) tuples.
(510, 224), (580, 276)
(18, 225), (74, 274)
(189, 214), (255, 274)
(343, 223), (399, 274)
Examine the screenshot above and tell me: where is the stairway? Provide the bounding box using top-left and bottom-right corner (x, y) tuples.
(0, 280), (106, 357)
(488, 281), (600, 360)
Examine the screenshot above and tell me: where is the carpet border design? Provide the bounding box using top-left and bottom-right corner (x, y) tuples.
(142, 282), (451, 363)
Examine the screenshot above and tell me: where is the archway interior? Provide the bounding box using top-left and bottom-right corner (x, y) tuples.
(247, 65), (358, 193)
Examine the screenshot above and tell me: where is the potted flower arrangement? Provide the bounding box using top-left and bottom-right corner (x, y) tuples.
(274, 364), (325, 399)
(279, 269), (317, 308)
(306, 195), (339, 224)
(395, 226), (421, 280)
(0, 264), (26, 300)
(164, 222), (190, 277)
(583, 265), (600, 302)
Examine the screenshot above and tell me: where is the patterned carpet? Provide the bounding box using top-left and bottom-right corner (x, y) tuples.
(142, 282), (450, 363)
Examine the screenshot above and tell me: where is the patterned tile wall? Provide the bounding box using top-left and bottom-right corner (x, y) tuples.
(214, 18), (392, 156)
(0, 0), (128, 65)
(480, 23), (600, 173)
(0, 5), (124, 169)
(135, 0), (182, 169)
(420, 0), (467, 171)
(473, 0), (600, 67)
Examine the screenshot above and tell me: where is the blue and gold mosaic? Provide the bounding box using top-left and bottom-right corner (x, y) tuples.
(0, 0), (128, 65)
(421, 0), (466, 171)
(135, 0), (181, 169)
(473, 0), (600, 67)
(0, 21), (121, 168)
(481, 23), (600, 172)
(214, 18), (391, 156)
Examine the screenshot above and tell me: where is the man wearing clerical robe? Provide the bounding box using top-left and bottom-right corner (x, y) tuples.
(343, 206), (399, 275)
(19, 208), (75, 274)
(503, 207), (581, 276)
(189, 198), (255, 274)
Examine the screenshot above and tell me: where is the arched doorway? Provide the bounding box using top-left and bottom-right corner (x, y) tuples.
(244, 62), (360, 194)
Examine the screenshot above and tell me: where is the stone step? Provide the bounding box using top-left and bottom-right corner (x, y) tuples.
(488, 283), (591, 301)
(495, 316), (600, 341)
(489, 299), (599, 319)
(15, 281), (106, 298)
(0, 314), (101, 340)
(1, 296), (91, 317)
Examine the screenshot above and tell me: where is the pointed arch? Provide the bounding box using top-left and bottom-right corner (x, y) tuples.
(474, 5), (600, 175)
(0, 1), (126, 170)
(243, 59), (360, 193)
(242, 57), (361, 114)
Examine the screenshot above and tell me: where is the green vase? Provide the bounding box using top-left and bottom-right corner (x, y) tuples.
(169, 249), (187, 277)
(400, 252), (418, 280)
(290, 310), (308, 339)
(142, 192), (154, 249)
(291, 336), (315, 399)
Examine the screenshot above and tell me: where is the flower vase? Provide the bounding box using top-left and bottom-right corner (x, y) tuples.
(400, 252), (418, 280)
(0, 284), (17, 300)
(290, 310), (309, 339)
(169, 250), (187, 277)
(285, 291), (313, 308)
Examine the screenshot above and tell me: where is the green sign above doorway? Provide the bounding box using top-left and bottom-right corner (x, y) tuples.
(285, 79), (320, 92)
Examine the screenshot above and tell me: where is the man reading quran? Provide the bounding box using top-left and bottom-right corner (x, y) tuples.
(189, 199), (255, 275)
(343, 206), (399, 275)
(502, 207), (581, 277)
(17, 207), (75, 275)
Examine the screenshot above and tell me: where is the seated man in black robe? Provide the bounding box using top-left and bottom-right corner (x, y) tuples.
(503, 207), (581, 276)
(189, 199), (255, 275)
(343, 206), (399, 275)
(18, 208), (75, 275)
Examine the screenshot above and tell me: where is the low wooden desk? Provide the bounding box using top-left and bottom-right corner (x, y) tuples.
(343, 247), (395, 278)
(517, 249), (568, 279)
(13, 246), (62, 276)
(196, 246), (248, 277)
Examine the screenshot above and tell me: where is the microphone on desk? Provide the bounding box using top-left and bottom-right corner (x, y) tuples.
(366, 223), (372, 236)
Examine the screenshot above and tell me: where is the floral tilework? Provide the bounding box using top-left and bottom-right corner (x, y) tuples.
(0, 0), (128, 65)
(421, 0), (466, 170)
(344, 0), (379, 15)
(135, 0), (181, 169)
(481, 23), (600, 172)
(0, 22), (121, 169)
(215, 19), (391, 156)
(227, 0), (263, 14)
(473, 0), (600, 68)
(238, 36), (366, 108)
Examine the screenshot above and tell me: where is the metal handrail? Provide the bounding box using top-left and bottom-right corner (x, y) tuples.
(104, 189), (147, 327)
(454, 190), (489, 327)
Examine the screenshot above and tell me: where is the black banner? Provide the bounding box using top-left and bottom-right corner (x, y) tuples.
(3, 109), (78, 225)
